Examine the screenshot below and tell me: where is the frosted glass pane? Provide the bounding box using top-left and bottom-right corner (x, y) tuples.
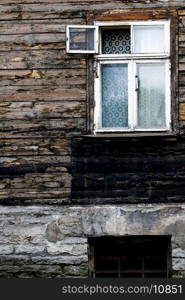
(137, 63), (166, 129)
(133, 25), (165, 53)
(101, 64), (128, 128)
(69, 28), (94, 51)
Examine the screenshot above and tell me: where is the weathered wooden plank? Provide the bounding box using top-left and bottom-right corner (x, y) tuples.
(0, 2), (182, 26)
(0, 101), (86, 119)
(0, 85), (86, 97)
(179, 41), (185, 48)
(0, 78), (86, 88)
(0, 69), (86, 79)
(0, 118), (86, 138)
(0, 172), (71, 189)
(0, 13), (85, 23)
(179, 63), (185, 71)
(0, 189), (71, 200)
(0, 138), (70, 156)
(179, 72), (185, 83)
(0, 69), (86, 87)
(0, 12), (85, 21)
(0, 33), (65, 45)
(179, 57), (185, 64)
(179, 27), (185, 34)
(179, 47), (185, 55)
(0, 24), (67, 34)
(179, 34), (185, 42)
(0, 13), (19, 20)
(0, 155), (70, 164)
(0, 52), (86, 70)
(0, 43), (66, 50)
(0, 88), (86, 102)
(0, 1), (110, 13)
(0, 18), (84, 25)
(0, 0), (182, 4)
(178, 10), (185, 15)
(0, 2), (183, 16)
(0, 0), (105, 3)
(95, 9), (176, 21)
(0, 4), (89, 14)
(179, 103), (185, 120)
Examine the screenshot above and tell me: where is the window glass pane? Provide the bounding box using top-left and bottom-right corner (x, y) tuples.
(101, 64), (128, 128)
(133, 25), (165, 53)
(102, 28), (131, 54)
(69, 27), (95, 51)
(137, 63), (166, 129)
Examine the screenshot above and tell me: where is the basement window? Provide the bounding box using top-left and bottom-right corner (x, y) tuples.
(88, 236), (171, 278)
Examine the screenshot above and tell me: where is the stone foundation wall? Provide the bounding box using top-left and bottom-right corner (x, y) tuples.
(0, 204), (185, 277)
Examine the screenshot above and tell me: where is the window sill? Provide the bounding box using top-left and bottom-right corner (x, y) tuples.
(81, 132), (178, 141)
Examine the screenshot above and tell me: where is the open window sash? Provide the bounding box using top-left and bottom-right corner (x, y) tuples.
(66, 25), (98, 53)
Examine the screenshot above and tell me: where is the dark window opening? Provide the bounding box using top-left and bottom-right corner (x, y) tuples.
(101, 27), (131, 54)
(88, 236), (171, 278)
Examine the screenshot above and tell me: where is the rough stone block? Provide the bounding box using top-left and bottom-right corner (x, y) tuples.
(172, 248), (185, 258)
(63, 264), (88, 276)
(15, 245), (45, 254)
(0, 245), (14, 254)
(46, 243), (87, 256)
(173, 258), (185, 271)
(32, 255), (88, 265)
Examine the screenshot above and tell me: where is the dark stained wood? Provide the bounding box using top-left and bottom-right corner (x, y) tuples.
(0, 2), (184, 204)
(95, 9), (177, 21)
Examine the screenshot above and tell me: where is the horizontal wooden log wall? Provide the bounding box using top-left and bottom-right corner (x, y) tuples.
(0, 1), (185, 204)
(0, 1), (89, 204)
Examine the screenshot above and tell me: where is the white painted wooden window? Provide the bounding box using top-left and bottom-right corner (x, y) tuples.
(94, 59), (170, 132)
(66, 21), (171, 132)
(66, 25), (98, 53)
(94, 21), (171, 132)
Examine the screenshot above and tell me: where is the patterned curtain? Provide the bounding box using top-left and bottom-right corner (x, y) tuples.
(101, 64), (128, 128)
(102, 29), (130, 54)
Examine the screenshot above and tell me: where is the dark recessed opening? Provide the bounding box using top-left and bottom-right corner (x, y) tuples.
(88, 236), (171, 278)
(101, 27), (131, 54)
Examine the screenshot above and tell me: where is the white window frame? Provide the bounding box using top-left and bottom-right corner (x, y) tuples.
(95, 20), (170, 57)
(93, 20), (171, 133)
(66, 25), (99, 53)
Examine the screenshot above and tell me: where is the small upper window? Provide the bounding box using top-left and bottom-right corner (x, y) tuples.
(66, 25), (98, 53)
(66, 22), (169, 55)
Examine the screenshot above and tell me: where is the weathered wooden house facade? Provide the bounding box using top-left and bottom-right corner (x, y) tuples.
(1, 0), (185, 277)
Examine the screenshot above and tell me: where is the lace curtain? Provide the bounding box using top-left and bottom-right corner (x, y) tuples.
(133, 25), (165, 53)
(137, 63), (166, 129)
(101, 64), (128, 128)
